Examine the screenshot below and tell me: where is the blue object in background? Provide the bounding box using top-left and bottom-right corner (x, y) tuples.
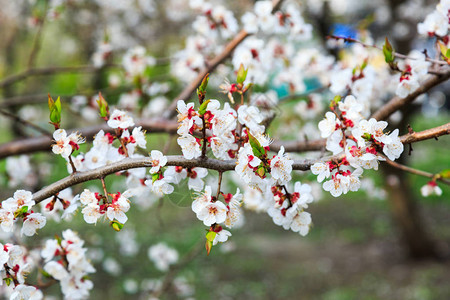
(331, 23), (359, 45)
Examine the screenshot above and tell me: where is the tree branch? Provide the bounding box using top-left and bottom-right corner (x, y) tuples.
(0, 118), (179, 159)
(163, 0), (284, 119)
(31, 155), (320, 203)
(270, 122), (450, 152)
(383, 156), (450, 185)
(0, 108), (52, 137)
(371, 72), (450, 121)
(0, 65), (120, 89)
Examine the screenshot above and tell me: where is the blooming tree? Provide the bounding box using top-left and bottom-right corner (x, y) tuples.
(0, 0), (449, 298)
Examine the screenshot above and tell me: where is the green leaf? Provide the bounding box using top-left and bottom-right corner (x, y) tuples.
(206, 231), (217, 242)
(48, 94), (61, 125)
(440, 169), (450, 178)
(151, 173), (160, 183)
(96, 92), (109, 118)
(236, 64), (248, 84)
(382, 37), (395, 63)
(205, 240), (213, 256)
(198, 73), (209, 94)
(111, 220), (124, 231)
(3, 277), (12, 286)
(14, 206), (28, 218)
(198, 99), (211, 116)
(248, 132), (265, 158)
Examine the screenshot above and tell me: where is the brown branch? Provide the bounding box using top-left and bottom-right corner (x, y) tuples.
(31, 155), (321, 203)
(0, 118), (179, 159)
(0, 108), (52, 137)
(383, 157), (450, 185)
(371, 71), (450, 121)
(164, 30), (250, 118)
(0, 64), (120, 89)
(400, 122), (450, 144)
(164, 0), (284, 118)
(27, 2), (48, 69)
(271, 122), (450, 153)
(327, 35), (448, 66)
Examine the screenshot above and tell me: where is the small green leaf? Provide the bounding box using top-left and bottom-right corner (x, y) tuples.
(111, 220), (124, 231)
(206, 231), (216, 242)
(205, 240), (213, 256)
(3, 277), (12, 286)
(151, 173), (160, 183)
(383, 37), (395, 63)
(248, 132), (265, 158)
(440, 169), (450, 179)
(363, 132), (372, 140)
(48, 94), (61, 126)
(14, 206), (28, 218)
(96, 92), (109, 118)
(198, 99), (211, 116)
(236, 64), (248, 85)
(257, 166), (266, 177)
(198, 73), (209, 94)
(40, 269), (52, 278)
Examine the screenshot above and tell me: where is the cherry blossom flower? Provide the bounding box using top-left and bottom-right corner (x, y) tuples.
(21, 213), (46, 236)
(270, 146), (293, 184)
(418, 10), (448, 36)
(290, 212), (312, 236)
(81, 204), (102, 224)
(196, 201), (228, 226)
(145, 178), (174, 196)
(42, 230), (95, 299)
(149, 150), (167, 174)
(2, 190), (34, 212)
(213, 229), (232, 245)
(10, 285), (43, 300)
(122, 46), (155, 77)
(106, 192), (131, 224)
(0, 209), (14, 232)
(420, 181), (443, 197)
(192, 186), (213, 214)
(396, 76), (420, 98)
(311, 162), (331, 183)
(383, 129), (404, 161)
(224, 189), (243, 228)
(177, 135), (201, 159)
(323, 173), (348, 197)
(107, 109), (135, 129)
(237, 105), (264, 133)
(318, 112), (339, 138)
(52, 129), (73, 158)
(148, 243), (179, 272)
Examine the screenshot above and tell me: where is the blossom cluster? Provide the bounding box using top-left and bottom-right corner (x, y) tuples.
(79, 189), (132, 227)
(0, 242), (42, 299)
(312, 95), (404, 197)
(0, 190), (46, 236)
(41, 230), (95, 299)
(191, 186), (242, 246)
(148, 243), (179, 272)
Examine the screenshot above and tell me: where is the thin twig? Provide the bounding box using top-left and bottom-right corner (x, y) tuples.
(100, 177), (108, 199)
(0, 64), (120, 89)
(383, 156), (450, 185)
(164, 0), (285, 118)
(371, 70), (450, 121)
(0, 108), (52, 137)
(216, 171), (223, 200)
(327, 35), (448, 65)
(27, 1), (48, 69)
